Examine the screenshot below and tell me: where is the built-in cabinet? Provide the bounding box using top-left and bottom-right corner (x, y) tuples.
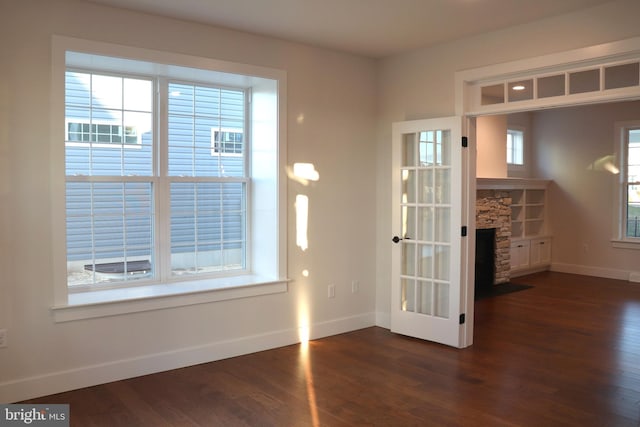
(509, 239), (530, 270)
(510, 236), (552, 274)
(477, 178), (552, 277)
(529, 237), (551, 266)
(507, 184), (552, 275)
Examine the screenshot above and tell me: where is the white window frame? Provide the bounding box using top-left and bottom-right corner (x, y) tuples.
(50, 36), (288, 321)
(506, 127), (525, 168)
(612, 120), (640, 249)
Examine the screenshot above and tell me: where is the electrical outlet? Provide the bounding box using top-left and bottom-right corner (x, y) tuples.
(0, 329), (7, 348)
(351, 280), (360, 293)
(328, 284), (336, 299)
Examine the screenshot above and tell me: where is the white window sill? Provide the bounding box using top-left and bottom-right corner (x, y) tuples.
(611, 239), (640, 250)
(51, 275), (290, 322)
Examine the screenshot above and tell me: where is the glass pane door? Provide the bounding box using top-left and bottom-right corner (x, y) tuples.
(400, 130), (452, 319)
(391, 116), (463, 348)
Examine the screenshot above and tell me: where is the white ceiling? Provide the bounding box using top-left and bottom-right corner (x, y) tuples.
(85, 0), (614, 58)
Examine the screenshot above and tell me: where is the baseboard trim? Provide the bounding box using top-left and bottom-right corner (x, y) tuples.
(550, 263), (631, 281)
(0, 312), (375, 403)
(375, 311), (390, 329)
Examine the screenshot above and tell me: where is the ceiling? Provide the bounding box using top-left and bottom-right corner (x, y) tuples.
(85, 0), (614, 58)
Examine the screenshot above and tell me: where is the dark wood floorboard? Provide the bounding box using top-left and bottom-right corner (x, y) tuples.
(24, 272), (640, 426)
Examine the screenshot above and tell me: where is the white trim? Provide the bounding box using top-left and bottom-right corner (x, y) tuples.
(375, 311), (391, 329)
(455, 36), (640, 117)
(0, 312), (375, 403)
(461, 116), (476, 348)
(57, 35), (284, 85)
(51, 36), (68, 307)
(506, 126), (525, 167)
(550, 262), (631, 281)
(612, 120), (640, 244)
(611, 239), (640, 250)
(52, 277), (290, 322)
(476, 177), (549, 190)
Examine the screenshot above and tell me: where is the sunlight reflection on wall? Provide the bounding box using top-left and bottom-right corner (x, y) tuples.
(290, 161), (321, 426)
(290, 162), (320, 344)
(588, 154), (619, 174)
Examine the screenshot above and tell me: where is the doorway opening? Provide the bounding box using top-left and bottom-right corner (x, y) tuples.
(456, 36), (640, 347)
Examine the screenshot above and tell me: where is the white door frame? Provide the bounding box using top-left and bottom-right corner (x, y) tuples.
(455, 36), (640, 348)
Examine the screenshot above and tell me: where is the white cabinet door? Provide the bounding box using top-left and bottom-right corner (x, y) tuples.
(510, 239), (530, 270)
(530, 237), (551, 266)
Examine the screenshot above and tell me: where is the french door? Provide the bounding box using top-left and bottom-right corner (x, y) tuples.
(390, 117), (467, 348)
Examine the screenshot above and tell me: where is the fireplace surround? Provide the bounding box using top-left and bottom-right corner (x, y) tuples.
(475, 190), (512, 285)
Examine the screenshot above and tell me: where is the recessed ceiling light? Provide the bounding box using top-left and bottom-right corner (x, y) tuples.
(512, 85), (526, 91)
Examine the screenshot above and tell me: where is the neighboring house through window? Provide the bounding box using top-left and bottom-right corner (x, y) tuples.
(213, 129), (243, 155)
(65, 71), (250, 287)
(67, 122), (139, 145)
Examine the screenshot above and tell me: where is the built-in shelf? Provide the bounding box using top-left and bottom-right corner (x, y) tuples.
(509, 187), (547, 239)
(476, 177), (552, 276)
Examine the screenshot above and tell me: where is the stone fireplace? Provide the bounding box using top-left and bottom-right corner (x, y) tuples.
(476, 190), (512, 284)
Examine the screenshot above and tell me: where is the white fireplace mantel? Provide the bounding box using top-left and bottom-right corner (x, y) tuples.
(476, 177), (550, 190)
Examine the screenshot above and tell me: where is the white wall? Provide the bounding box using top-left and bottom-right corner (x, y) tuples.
(532, 101), (640, 278)
(4, 0), (640, 403)
(474, 113), (533, 178)
(375, 0), (640, 322)
(476, 115), (507, 178)
(0, 0), (377, 401)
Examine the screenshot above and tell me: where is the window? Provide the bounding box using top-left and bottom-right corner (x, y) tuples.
(52, 37), (286, 316)
(506, 129), (524, 166)
(65, 71), (250, 288)
(613, 121), (640, 247)
(620, 126), (640, 239)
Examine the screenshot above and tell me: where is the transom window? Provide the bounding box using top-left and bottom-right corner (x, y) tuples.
(472, 58), (640, 115)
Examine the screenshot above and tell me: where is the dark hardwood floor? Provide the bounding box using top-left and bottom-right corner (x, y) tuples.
(25, 272), (640, 426)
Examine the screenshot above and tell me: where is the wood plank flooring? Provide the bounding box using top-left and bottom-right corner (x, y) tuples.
(25, 272), (640, 426)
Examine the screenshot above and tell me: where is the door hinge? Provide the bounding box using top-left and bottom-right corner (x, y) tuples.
(462, 136), (468, 147)
(461, 226), (467, 237)
(459, 313), (466, 325)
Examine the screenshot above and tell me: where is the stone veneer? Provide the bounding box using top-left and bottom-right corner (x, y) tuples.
(476, 190), (512, 284)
